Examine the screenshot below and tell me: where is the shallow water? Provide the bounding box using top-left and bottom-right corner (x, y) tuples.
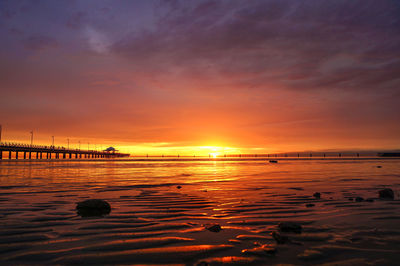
(0, 159), (400, 265)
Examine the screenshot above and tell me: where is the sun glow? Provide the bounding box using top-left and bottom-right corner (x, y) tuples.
(209, 152), (219, 158)
(199, 146), (236, 157)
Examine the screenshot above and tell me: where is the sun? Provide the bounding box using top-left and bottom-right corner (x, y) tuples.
(209, 152), (219, 158)
(200, 146), (221, 157)
(199, 145), (240, 157)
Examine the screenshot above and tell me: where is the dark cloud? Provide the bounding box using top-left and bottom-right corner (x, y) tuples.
(23, 35), (58, 51)
(113, 0), (400, 93)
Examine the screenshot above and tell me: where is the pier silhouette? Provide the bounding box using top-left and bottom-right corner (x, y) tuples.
(0, 142), (129, 160)
(0, 125), (129, 160)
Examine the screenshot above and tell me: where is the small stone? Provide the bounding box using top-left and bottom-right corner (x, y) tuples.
(355, 197), (364, 202)
(205, 224), (222, 232)
(272, 231), (289, 244)
(269, 160), (278, 163)
(313, 192), (321, 199)
(379, 188), (394, 199)
(366, 198), (374, 202)
(76, 199), (111, 217)
(278, 222), (302, 233)
(306, 203), (315, 208)
(377, 166), (382, 168)
(348, 198), (353, 201)
(177, 185), (182, 189)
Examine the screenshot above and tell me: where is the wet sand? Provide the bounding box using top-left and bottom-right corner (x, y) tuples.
(0, 159), (399, 265)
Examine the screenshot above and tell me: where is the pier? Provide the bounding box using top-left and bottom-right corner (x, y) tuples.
(0, 142), (129, 160)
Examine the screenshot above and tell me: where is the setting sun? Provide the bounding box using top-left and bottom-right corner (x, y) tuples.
(199, 146), (239, 157)
(209, 152), (219, 158)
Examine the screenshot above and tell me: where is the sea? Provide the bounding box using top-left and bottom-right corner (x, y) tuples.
(0, 158), (400, 265)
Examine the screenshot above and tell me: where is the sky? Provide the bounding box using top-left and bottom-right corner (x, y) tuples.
(0, 0), (399, 155)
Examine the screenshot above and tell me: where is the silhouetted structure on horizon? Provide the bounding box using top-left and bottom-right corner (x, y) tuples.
(0, 142), (129, 160)
(378, 152), (400, 157)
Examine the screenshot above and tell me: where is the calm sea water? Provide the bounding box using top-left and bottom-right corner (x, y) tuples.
(1, 159), (400, 265)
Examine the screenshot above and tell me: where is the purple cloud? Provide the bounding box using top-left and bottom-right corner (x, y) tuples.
(113, 0), (400, 92)
(23, 35), (58, 51)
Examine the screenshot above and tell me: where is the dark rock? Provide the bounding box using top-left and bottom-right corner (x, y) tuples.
(313, 192), (321, 199)
(278, 221), (302, 233)
(76, 199), (111, 217)
(269, 160), (278, 163)
(366, 198), (374, 202)
(306, 203), (315, 208)
(272, 231), (289, 244)
(205, 224), (222, 232)
(379, 188), (394, 199)
(177, 185), (182, 189)
(377, 166), (382, 168)
(348, 198), (353, 201)
(355, 197), (364, 202)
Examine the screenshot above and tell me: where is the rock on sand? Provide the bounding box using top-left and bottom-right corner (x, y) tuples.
(76, 199), (111, 217)
(278, 222), (302, 233)
(355, 197), (364, 202)
(379, 188), (394, 199)
(205, 224), (222, 232)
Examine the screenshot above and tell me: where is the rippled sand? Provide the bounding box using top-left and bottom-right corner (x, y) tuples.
(0, 159), (400, 265)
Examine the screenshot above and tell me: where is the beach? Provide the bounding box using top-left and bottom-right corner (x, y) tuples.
(0, 158), (400, 265)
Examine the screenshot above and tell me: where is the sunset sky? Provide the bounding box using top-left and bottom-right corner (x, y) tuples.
(1, 0), (399, 155)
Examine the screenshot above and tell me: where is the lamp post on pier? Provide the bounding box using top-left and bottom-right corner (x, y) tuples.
(30, 131), (33, 147)
(67, 139), (69, 149)
(52, 136), (54, 148)
(0, 124), (2, 144)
